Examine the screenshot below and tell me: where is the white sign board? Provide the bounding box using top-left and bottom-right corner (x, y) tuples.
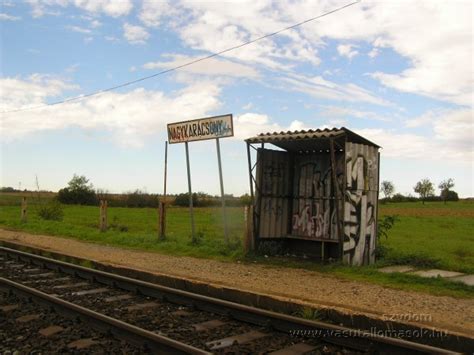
(167, 114), (233, 144)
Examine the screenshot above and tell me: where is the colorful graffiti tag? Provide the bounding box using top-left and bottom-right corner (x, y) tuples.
(291, 157), (343, 240)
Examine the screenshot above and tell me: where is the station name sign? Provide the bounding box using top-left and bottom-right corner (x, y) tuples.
(167, 114), (233, 144)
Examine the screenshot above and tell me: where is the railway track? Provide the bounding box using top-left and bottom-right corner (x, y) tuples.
(0, 247), (459, 354)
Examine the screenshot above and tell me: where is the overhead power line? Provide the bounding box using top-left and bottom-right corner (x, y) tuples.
(3, 0), (360, 114)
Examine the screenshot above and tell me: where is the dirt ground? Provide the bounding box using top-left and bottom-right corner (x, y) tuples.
(0, 228), (472, 338)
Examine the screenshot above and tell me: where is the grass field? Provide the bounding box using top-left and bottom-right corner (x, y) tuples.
(0, 193), (473, 298)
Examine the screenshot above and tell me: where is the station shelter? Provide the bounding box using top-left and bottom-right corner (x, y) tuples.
(245, 128), (380, 266)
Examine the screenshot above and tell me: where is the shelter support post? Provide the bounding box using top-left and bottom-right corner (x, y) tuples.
(185, 142), (196, 243)
(329, 138), (344, 261)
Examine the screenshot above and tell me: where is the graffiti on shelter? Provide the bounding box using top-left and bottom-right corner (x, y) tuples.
(291, 161), (341, 240)
(262, 160), (286, 194)
(343, 144), (378, 265)
(262, 198), (283, 218)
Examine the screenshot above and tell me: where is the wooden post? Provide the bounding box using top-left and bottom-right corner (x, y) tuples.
(329, 138), (344, 261)
(244, 205), (254, 253)
(158, 201), (166, 240)
(99, 200), (108, 232)
(21, 197), (27, 223)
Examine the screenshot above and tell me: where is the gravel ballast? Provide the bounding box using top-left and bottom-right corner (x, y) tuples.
(0, 229), (472, 338)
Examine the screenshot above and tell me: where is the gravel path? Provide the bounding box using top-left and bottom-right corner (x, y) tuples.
(0, 228), (472, 339)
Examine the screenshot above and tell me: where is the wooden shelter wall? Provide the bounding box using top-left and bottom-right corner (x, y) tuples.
(290, 153), (344, 240)
(256, 149), (290, 239)
(343, 142), (379, 266)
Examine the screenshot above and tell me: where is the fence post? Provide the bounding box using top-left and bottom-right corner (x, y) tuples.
(21, 197), (27, 223)
(158, 201), (166, 240)
(100, 200), (108, 232)
(244, 205), (254, 253)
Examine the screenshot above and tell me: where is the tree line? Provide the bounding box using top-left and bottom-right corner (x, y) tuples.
(55, 174), (252, 207)
(381, 178), (458, 204)
(2, 174), (461, 207)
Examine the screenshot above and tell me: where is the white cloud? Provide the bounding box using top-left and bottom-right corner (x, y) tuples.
(0, 74), (78, 109)
(356, 109), (473, 162)
(123, 23), (149, 44)
(143, 54), (259, 78)
(296, 1), (473, 106)
(165, 1), (471, 106)
(337, 44), (358, 59)
(320, 105), (392, 122)
(139, 0), (174, 28)
(172, 1), (320, 71)
(0, 75), (222, 147)
(66, 25), (91, 34)
(0, 13), (20, 21)
(26, 0), (132, 18)
(89, 19), (101, 28)
(281, 74), (390, 106)
(368, 47), (380, 59)
(233, 113), (306, 140)
(405, 110), (440, 128)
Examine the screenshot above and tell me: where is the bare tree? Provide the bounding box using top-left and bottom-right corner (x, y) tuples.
(381, 181), (395, 202)
(439, 178), (454, 204)
(414, 178), (434, 204)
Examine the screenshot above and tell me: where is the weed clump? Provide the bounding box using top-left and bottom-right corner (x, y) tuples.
(37, 200), (64, 221)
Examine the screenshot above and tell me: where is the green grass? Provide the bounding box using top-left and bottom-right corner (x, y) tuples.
(0, 194), (473, 298)
(378, 201), (474, 273)
(0, 202), (245, 260)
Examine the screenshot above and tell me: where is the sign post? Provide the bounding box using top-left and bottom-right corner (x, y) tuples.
(167, 114), (233, 244)
(216, 138), (229, 244)
(159, 141), (168, 241)
(184, 141), (196, 243)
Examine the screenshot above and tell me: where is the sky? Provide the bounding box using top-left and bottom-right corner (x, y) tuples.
(0, 0), (473, 197)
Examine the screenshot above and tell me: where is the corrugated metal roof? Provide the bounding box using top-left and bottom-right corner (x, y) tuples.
(245, 127), (380, 149)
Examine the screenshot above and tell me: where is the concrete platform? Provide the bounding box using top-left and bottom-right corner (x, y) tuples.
(378, 266), (473, 287)
(448, 274), (474, 287)
(378, 265), (415, 273)
(409, 269), (465, 278)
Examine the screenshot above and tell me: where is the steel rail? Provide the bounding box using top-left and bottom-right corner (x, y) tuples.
(0, 277), (209, 354)
(0, 246), (459, 354)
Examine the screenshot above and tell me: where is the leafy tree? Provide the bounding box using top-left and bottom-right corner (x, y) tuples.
(58, 174), (97, 205)
(438, 178), (455, 204)
(380, 181), (395, 201)
(413, 178), (434, 204)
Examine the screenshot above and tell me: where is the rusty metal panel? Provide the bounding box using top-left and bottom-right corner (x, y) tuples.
(290, 153), (344, 240)
(343, 142), (379, 266)
(258, 149), (290, 239)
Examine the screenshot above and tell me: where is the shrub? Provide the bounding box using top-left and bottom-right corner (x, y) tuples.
(57, 175), (97, 205)
(125, 190), (159, 208)
(445, 190), (459, 201)
(375, 215), (398, 259)
(37, 200), (64, 221)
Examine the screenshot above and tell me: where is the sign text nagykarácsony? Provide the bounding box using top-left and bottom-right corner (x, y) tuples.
(167, 114), (233, 144)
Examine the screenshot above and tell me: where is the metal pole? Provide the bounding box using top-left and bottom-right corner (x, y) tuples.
(215, 138), (229, 244)
(185, 142), (196, 243)
(159, 141), (168, 240)
(163, 141), (168, 203)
